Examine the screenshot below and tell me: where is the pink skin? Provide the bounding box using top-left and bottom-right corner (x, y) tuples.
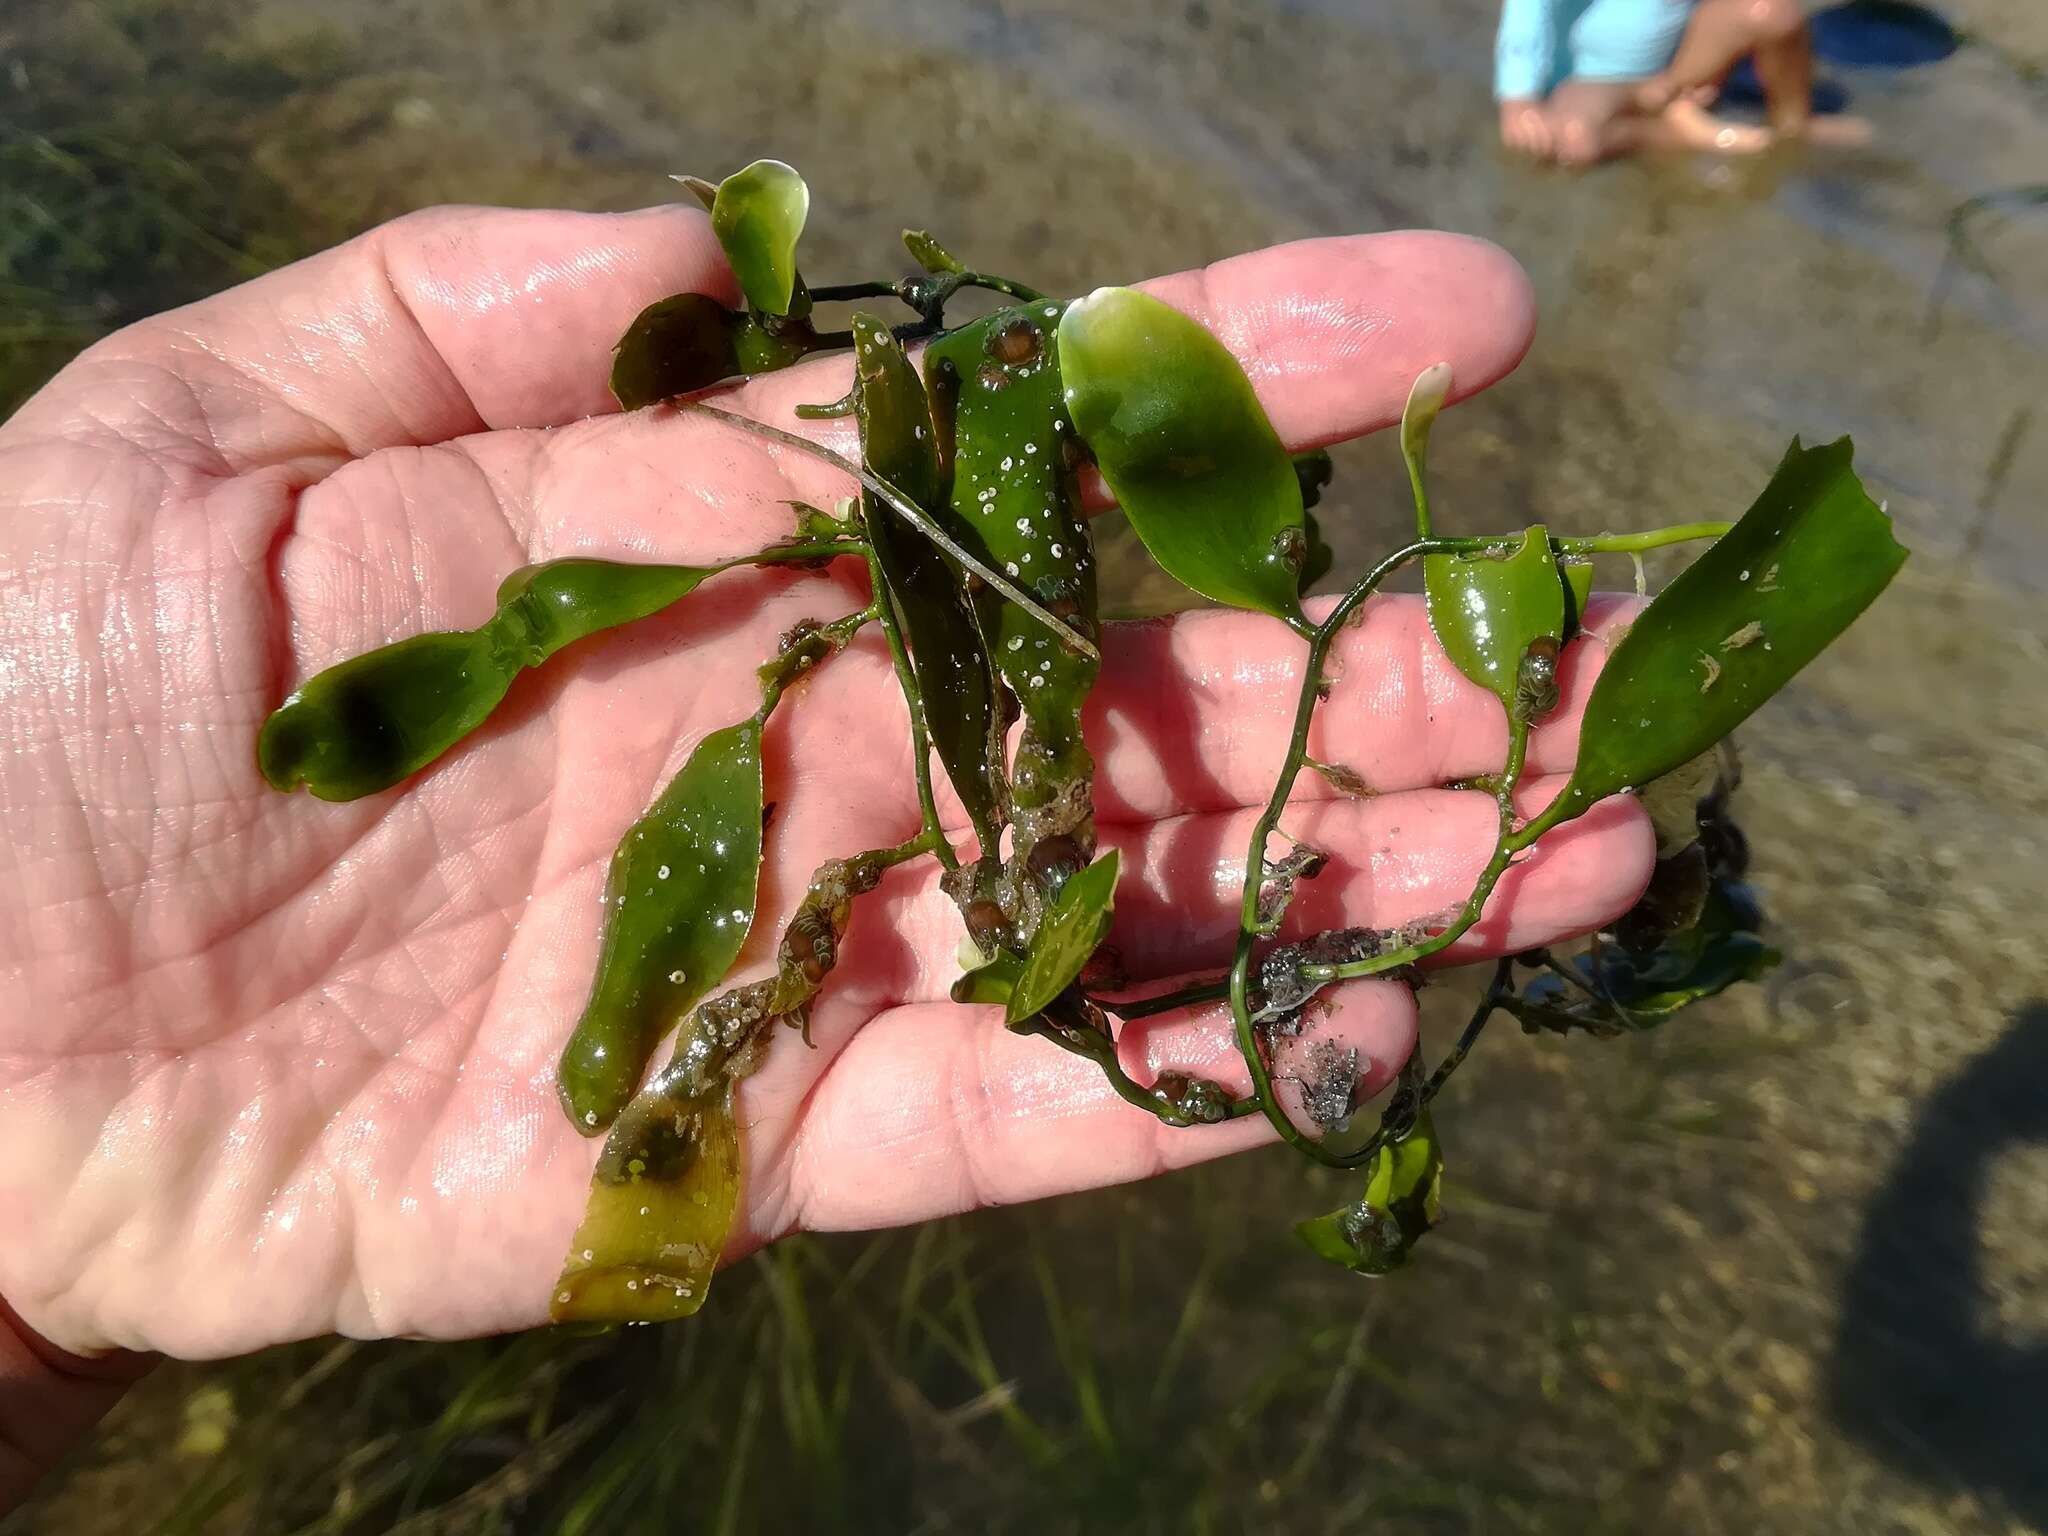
(0, 205), (1655, 1387)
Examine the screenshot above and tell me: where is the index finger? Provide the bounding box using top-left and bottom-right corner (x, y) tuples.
(466, 229), (1537, 556)
(722, 230), (1537, 487)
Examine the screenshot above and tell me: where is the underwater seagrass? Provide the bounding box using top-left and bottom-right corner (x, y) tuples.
(256, 161), (1907, 1321)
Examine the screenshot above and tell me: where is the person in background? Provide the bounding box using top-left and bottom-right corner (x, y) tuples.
(1497, 0), (1871, 164)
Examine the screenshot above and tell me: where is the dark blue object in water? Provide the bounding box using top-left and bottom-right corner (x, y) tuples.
(1717, 0), (1950, 113)
(1810, 0), (1958, 67)
(1718, 62), (1853, 115)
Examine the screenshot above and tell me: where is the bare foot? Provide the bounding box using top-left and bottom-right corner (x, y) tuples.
(1661, 97), (1774, 154)
(1787, 113), (1875, 147)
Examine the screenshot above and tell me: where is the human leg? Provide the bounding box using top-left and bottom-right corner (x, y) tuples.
(1639, 0), (1873, 139)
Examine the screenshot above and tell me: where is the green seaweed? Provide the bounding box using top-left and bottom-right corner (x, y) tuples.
(249, 162), (1908, 1310)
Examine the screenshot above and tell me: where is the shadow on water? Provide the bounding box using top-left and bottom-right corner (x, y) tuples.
(1811, 0), (1960, 68)
(1717, 66), (1857, 114)
(1828, 1002), (2048, 1529)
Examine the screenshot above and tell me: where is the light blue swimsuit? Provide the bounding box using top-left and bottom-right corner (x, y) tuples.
(1495, 0), (1696, 99)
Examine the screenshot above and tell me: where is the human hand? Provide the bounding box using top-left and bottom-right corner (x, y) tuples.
(0, 205), (1653, 1366)
(1500, 98), (1556, 157)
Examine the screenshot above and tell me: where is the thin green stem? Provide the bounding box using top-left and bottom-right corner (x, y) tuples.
(867, 826), (945, 868)
(1397, 366), (1449, 541)
(806, 280), (904, 303)
(1228, 539), (1464, 1167)
(1302, 723), (1563, 986)
(1042, 1014), (1175, 1118)
(1403, 451), (1432, 541)
(1028, 997), (1256, 1128)
(880, 273), (1053, 345)
(912, 271), (1048, 315)
(952, 271), (1047, 305)
(1421, 958), (1514, 1106)
(1555, 522), (1731, 557)
(753, 604), (880, 722)
(807, 271), (1045, 336)
(796, 273), (1051, 412)
(1095, 978), (1230, 1021)
(864, 546), (962, 872)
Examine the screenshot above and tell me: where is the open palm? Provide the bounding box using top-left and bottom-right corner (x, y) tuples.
(0, 205), (1652, 1364)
